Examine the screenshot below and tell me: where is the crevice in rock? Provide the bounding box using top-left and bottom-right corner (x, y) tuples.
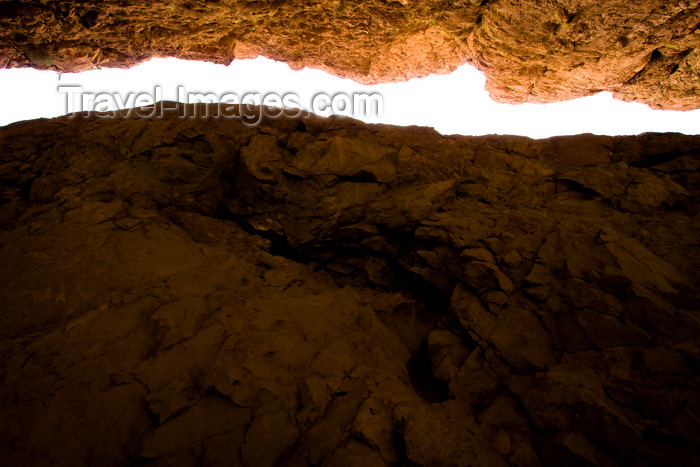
(624, 49), (664, 85)
(79, 10), (100, 29)
(628, 150), (685, 168)
(406, 339), (454, 403)
(212, 203), (314, 265)
(392, 429), (409, 467)
(555, 178), (602, 198)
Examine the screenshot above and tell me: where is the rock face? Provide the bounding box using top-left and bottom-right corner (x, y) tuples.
(0, 105), (698, 466)
(1, 1), (699, 109)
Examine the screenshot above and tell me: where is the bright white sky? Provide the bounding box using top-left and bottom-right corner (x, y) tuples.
(1, 56), (698, 138)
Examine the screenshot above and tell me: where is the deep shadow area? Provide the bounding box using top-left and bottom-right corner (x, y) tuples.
(407, 339), (454, 403)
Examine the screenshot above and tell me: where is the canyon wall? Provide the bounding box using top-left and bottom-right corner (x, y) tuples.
(0, 106), (698, 466)
(1, 0), (699, 109)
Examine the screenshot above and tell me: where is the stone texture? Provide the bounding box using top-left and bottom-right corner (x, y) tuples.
(1, 1), (699, 109)
(0, 105), (699, 465)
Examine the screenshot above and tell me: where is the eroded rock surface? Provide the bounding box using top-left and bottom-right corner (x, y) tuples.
(0, 106), (699, 465)
(1, 1), (699, 109)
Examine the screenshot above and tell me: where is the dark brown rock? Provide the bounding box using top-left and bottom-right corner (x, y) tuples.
(0, 105), (699, 465)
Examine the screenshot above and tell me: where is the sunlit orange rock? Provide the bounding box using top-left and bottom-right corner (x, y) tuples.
(0, 1), (698, 109)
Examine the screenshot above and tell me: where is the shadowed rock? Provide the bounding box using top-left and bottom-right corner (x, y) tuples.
(0, 105), (698, 465)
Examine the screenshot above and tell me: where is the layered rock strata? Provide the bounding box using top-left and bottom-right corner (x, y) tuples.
(1, 1), (699, 109)
(0, 105), (698, 465)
